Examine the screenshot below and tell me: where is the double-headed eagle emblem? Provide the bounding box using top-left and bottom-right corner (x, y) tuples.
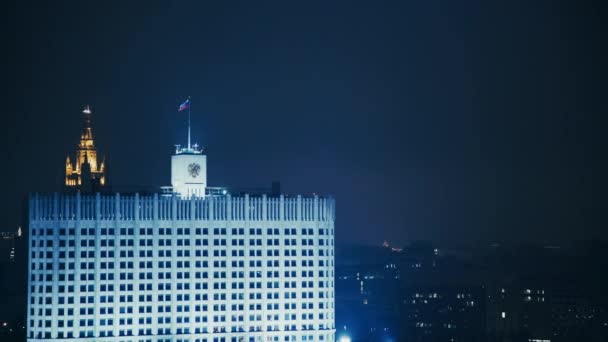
(187, 163), (201, 178)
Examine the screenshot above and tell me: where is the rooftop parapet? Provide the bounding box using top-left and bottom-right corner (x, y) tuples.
(29, 192), (335, 222)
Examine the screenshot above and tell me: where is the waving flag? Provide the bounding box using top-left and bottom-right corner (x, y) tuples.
(178, 99), (190, 112)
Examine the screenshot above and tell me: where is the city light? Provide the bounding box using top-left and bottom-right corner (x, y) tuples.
(338, 335), (351, 342)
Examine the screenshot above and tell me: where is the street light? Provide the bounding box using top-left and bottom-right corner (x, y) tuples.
(338, 335), (351, 342)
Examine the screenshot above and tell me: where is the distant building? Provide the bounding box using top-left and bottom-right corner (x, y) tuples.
(64, 106), (106, 191)
(0, 227), (22, 263)
(401, 286), (487, 342)
(550, 286), (607, 341)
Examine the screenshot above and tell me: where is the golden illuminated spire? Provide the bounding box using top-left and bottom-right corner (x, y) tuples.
(65, 105), (106, 190)
(80, 105), (94, 144)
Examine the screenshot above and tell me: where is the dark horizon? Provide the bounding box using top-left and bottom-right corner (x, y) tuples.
(2, 1), (607, 247)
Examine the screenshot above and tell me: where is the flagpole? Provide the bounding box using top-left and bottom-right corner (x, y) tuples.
(188, 97), (191, 150)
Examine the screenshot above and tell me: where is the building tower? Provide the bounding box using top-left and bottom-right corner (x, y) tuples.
(171, 144), (207, 197)
(65, 106), (106, 191)
(171, 99), (207, 197)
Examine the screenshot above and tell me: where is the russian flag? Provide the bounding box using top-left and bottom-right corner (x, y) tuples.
(178, 99), (190, 112)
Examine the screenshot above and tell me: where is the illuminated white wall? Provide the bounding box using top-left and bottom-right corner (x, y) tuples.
(171, 153), (207, 198)
(27, 193), (335, 342)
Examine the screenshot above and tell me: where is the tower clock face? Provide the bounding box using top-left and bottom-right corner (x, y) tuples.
(187, 163), (201, 178)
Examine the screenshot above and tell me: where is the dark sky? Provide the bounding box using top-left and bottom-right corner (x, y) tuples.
(1, 1), (606, 246)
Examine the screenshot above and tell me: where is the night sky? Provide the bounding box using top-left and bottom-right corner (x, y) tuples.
(2, 1), (607, 246)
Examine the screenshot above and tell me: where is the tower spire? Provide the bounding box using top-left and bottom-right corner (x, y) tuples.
(65, 105), (106, 190)
(172, 97), (206, 197)
(81, 105), (93, 141)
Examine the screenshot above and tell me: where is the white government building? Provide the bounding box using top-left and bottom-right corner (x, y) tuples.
(27, 110), (335, 342)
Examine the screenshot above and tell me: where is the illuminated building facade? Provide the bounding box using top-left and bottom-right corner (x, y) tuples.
(65, 106), (106, 190)
(28, 120), (336, 342)
(170, 144), (207, 198)
(27, 193), (335, 342)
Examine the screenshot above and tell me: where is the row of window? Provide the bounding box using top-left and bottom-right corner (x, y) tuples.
(31, 309), (332, 325)
(32, 248), (333, 261)
(32, 247), (332, 260)
(33, 281), (335, 295)
(31, 289), (334, 305)
(32, 227), (334, 237)
(31, 329), (333, 341)
(31, 301), (333, 319)
(31, 238), (333, 248)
